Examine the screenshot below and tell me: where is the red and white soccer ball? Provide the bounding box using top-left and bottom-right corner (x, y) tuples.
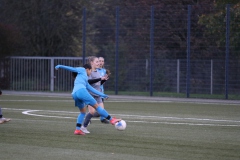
(115, 120), (127, 131)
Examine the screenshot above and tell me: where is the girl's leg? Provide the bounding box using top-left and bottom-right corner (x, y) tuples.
(83, 105), (95, 127)
(0, 108), (2, 118)
(76, 107), (86, 130)
(98, 102), (109, 123)
(91, 103), (121, 125)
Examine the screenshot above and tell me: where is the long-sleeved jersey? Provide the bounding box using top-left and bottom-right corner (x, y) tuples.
(88, 70), (101, 96)
(97, 68), (107, 93)
(55, 65), (107, 98)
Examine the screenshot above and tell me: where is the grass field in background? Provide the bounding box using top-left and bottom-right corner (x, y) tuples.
(105, 91), (240, 100)
(0, 94), (240, 160)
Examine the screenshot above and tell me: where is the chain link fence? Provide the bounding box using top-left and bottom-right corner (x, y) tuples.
(0, 5), (240, 99)
(0, 57), (239, 99)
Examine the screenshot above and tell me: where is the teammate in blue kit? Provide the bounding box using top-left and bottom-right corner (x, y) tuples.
(97, 57), (107, 94)
(55, 63), (121, 135)
(80, 56), (110, 133)
(0, 89), (11, 124)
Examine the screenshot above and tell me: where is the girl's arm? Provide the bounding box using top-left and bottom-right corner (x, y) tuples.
(101, 80), (107, 85)
(55, 65), (84, 73)
(88, 78), (101, 84)
(86, 83), (108, 98)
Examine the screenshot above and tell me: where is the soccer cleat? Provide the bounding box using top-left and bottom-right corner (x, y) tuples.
(80, 126), (90, 134)
(101, 119), (110, 124)
(74, 129), (85, 135)
(110, 117), (121, 125)
(0, 118), (11, 124)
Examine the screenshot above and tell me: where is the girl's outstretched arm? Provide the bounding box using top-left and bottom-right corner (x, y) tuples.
(55, 65), (85, 73)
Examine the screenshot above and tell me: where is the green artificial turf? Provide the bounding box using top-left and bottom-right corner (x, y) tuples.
(0, 94), (240, 160)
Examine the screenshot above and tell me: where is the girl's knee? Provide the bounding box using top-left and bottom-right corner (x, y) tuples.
(88, 106), (96, 114)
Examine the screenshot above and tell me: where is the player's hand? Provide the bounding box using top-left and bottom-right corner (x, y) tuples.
(106, 69), (111, 76)
(55, 65), (60, 70)
(102, 94), (109, 100)
(101, 74), (109, 80)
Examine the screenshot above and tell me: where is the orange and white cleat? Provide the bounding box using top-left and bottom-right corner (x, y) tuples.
(110, 117), (121, 125)
(74, 129), (85, 135)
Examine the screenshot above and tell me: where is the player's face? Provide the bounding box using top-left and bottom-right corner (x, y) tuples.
(99, 58), (104, 68)
(86, 68), (92, 76)
(91, 58), (99, 69)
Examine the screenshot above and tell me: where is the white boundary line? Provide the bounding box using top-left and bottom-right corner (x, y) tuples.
(0, 100), (72, 102)
(2, 91), (240, 107)
(22, 110), (74, 119)
(0, 99), (171, 103)
(3, 108), (240, 127)
(1, 98), (240, 105)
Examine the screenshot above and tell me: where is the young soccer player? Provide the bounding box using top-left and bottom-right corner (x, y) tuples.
(0, 89), (11, 124)
(95, 56), (111, 120)
(72, 66), (109, 133)
(97, 57), (107, 93)
(55, 63), (121, 135)
(81, 56), (110, 133)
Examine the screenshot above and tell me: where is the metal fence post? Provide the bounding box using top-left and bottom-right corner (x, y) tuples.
(50, 58), (54, 91)
(82, 8), (86, 65)
(225, 4), (230, 99)
(211, 59), (213, 95)
(115, 6), (119, 95)
(186, 5), (191, 98)
(150, 6), (154, 96)
(177, 59), (180, 93)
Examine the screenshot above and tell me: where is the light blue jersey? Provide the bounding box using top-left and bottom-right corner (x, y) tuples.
(97, 68), (106, 93)
(55, 65), (114, 130)
(55, 65), (107, 102)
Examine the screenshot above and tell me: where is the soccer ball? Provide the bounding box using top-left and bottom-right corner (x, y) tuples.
(115, 120), (127, 131)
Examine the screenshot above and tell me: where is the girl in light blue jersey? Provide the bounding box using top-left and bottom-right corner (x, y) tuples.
(0, 90), (11, 124)
(55, 64), (120, 135)
(97, 57), (107, 93)
(81, 57), (110, 134)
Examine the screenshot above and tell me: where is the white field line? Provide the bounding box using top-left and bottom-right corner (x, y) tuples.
(1, 99), (240, 105)
(22, 110), (74, 119)
(8, 118), (240, 127)
(112, 114), (240, 123)
(126, 121), (240, 127)
(3, 108), (240, 127)
(0, 99), (171, 103)
(0, 100), (72, 102)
